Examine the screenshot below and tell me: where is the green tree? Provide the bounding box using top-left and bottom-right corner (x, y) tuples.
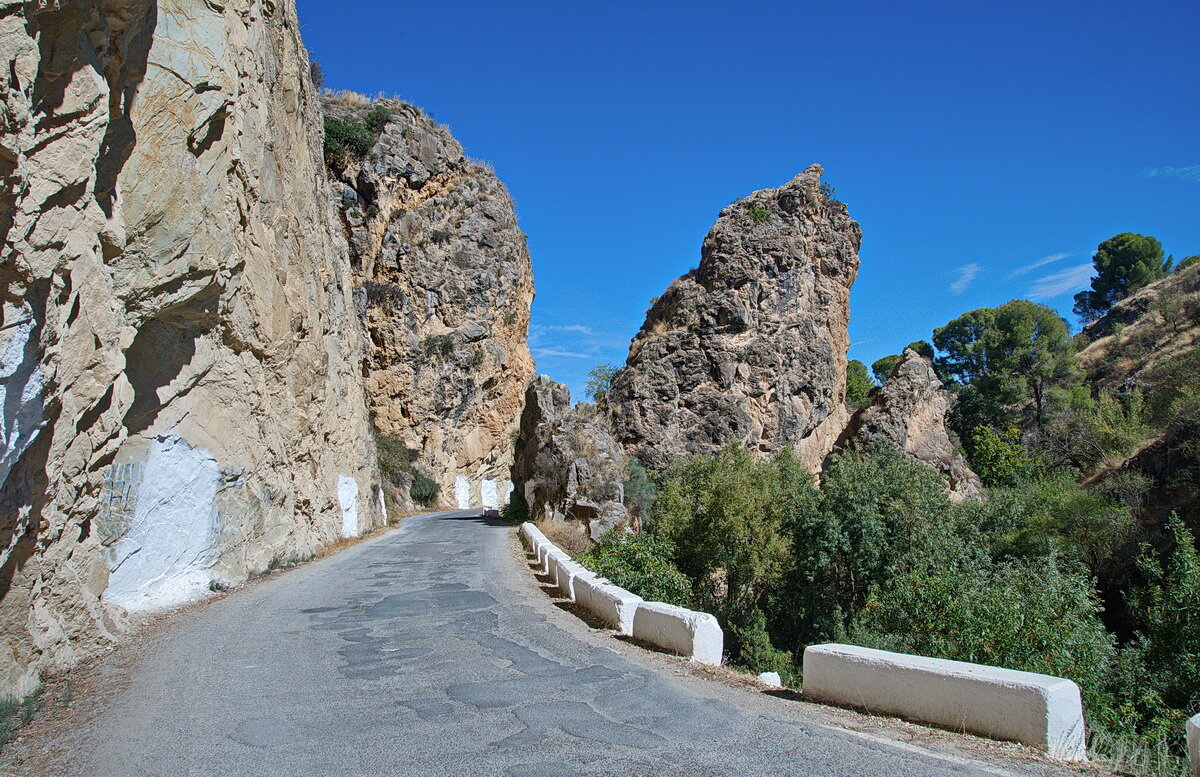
(585, 364), (618, 400)
(845, 359), (873, 407)
(1177, 255), (1199, 272)
(870, 354), (902, 384)
(933, 299), (1078, 430)
(1074, 233), (1173, 321)
(906, 340), (934, 359)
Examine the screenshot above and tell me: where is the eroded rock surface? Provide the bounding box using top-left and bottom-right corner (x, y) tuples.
(0, 0), (383, 696)
(511, 377), (628, 540)
(325, 98), (534, 510)
(842, 349), (984, 501)
(606, 165), (861, 471)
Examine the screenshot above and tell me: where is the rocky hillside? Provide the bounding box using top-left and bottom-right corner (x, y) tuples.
(606, 165), (861, 472)
(0, 0), (386, 697)
(1076, 261), (1200, 390)
(324, 97), (534, 511)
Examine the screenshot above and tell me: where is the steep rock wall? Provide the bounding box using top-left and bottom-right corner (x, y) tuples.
(606, 165), (861, 471)
(0, 0), (383, 696)
(325, 98), (534, 510)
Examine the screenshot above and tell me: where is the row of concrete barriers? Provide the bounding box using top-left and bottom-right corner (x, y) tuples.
(518, 523), (723, 665)
(518, 523), (1200, 766)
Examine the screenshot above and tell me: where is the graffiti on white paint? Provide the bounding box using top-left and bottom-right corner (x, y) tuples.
(338, 475), (359, 538)
(0, 302), (45, 487)
(104, 435), (219, 612)
(455, 475), (471, 509)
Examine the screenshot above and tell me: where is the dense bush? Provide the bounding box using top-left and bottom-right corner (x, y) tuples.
(375, 432), (440, 507)
(577, 534), (692, 608)
(323, 116), (374, 167)
(409, 472), (440, 506)
(364, 104), (394, 134)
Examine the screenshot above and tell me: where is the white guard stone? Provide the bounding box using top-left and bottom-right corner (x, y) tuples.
(758, 671), (783, 688)
(801, 644), (1087, 760)
(455, 475), (471, 509)
(104, 435), (219, 612)
(337, 475), (359, 538)
(1188, 714), (1200, 777)
(481, 478), (498, 509)
(574, 576), (642, 634)
(631, 601), (723, 666)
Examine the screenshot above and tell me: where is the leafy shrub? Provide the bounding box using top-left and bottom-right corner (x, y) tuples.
(850, 554), (1116, 715)
(364, 104), (394, 134)
(577, 534), (692, 608)
(500, 489), (529, 523)
(410, 472), (440, 506)
(586, 364), (618, 400)
(969, 426), (1041, 487)
(622, 458), (656, 520)
(747, 205), (772, 224)
(308, 52), (324, 90)
(376, 433), (417, 487)
(323, 116), (375, 167)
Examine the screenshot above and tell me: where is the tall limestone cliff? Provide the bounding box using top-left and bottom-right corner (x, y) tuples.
(324, 97), (534, 510)
(606, 165), (861, 471)
(0, 0), (383, 697)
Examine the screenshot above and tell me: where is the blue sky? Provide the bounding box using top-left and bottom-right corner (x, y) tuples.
(297, 0), (1200, 401)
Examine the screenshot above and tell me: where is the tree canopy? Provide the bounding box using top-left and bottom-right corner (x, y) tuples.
(1073, 233), (1172, 321)
(585, 363), (618, 400)
(845, 359), (873, 407)
(933, 299), (1077, 429)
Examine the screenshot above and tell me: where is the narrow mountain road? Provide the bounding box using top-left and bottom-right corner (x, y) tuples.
(3, 511), (1083, 777)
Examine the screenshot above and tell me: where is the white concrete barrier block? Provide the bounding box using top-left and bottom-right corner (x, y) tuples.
(553, 558), (590, 601)
(545, 547), (570, 583)
(1187, 714), (1200, 777)
(802, 644), (1087, 760)
(574, 576), (642, 633)
(631, 601), (723, 666)
(519, 522), (545, 553)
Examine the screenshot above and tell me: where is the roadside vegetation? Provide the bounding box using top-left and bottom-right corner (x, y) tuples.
(584, 232), (1198, 775)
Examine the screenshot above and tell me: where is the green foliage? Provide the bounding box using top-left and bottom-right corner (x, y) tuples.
(577, 534), (693, 607)
(585, 364), (618, 400)
(364, 104), (394, 134)
(0, 688), (41, 750)
(500, 489), (529, 524)
(934, 299), (1078, 429)
(747, 205), (772, 224)
(819, 180), (842, 205)
(376, 434), (417, 487)
(650, 446), (806, 646)
(851, 555), (1116, 714)
(870, 354), (901, 384)
(968, 426), (1040, 487)
(323, 116), (374, 167)
(906, 340), (934, 359)
(1074, 233), (1173, 321)
(308, 51), (324, 90)
(1177, 255), (1199, 272)
(422, 334), (455, 358)
(623, 458), (656, 519)
(845, 359), (873, 407)
(409, 472), (440, 506)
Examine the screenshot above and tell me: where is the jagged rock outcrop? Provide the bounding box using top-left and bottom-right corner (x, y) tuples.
(0, 0), (383, 697)
(841, 349), (984, 501)
(606, 165), (861, 471)
(512, 377), (628, 540)
(324, 98), (534, 510)
(1076, 262), (1200, 390)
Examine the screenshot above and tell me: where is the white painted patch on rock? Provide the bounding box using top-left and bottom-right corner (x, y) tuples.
(455, 475), (471, 509)
(0, 302), (45, 487)
(104, 435), (219, 612)
(338, 475), (359, 538)
(481, 478), (498, 509)
(376, 485), (387, 522)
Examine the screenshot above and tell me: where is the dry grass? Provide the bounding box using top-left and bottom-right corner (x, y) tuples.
(321, 88), (372, 107)
(536, 519), (592, 556)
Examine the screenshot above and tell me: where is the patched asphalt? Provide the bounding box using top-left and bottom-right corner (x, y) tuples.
(2, 511), (1083, 776)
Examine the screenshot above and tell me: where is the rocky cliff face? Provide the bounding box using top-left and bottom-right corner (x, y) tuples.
(511, 377), (628, 540)
(324, 98), (534, 511)
(841, 349), (983, 501)
(606, 165), (861, 471)
(0, 0), (383, 697)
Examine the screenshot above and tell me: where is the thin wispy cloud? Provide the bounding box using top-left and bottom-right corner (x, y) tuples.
(1026, 263), (1093, 301)
(540, 324), (595, 335)
(949, 263), (981, 295)
(531, 348), (591, 359)
(1144, 165), (1200, 183)
(1007, 252), (1070, 279)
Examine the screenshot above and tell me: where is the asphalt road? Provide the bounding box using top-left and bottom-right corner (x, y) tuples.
(3, 511), (1079, 777)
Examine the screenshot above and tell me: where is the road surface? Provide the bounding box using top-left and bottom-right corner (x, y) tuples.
(2, 511), (1077, 776)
